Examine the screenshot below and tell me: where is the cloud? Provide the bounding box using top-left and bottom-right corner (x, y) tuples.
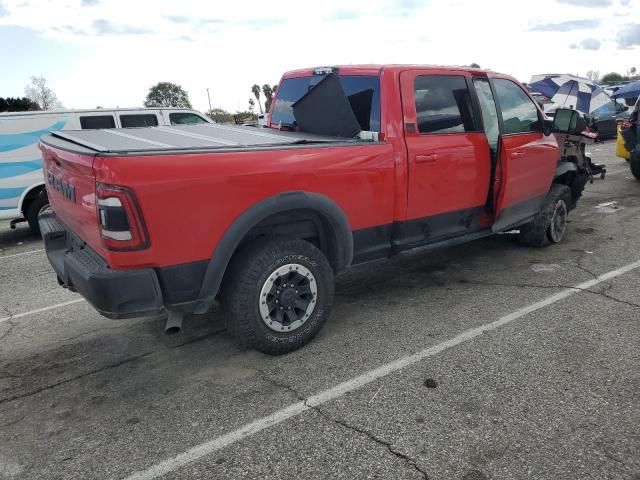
(569, 37), (602, 50)
(81, 0), (100, 6)
(0, 2), (8, 16)
(165, 15), (225, 25)
(327, 9), (364, 21)
(391, 0), (427, 17)
(620, 0), (631, 5)
(556, 0), (612, 6)
(617, 23), (640, 48)
(529, 18), (600, 31)
(92, 19), (151, 35)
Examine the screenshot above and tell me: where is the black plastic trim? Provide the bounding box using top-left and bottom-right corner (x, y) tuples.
(492, 194), (546, 232)
(196, 192), (353, 304)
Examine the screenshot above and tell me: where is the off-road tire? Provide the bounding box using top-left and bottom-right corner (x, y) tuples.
(519, 184), (572, 248)
(25, 190), (49, 236)
(220, 236), (334, 355)
(630, 154), (640, 181)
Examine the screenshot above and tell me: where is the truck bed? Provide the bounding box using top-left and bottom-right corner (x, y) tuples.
(42, 123), (363, 155)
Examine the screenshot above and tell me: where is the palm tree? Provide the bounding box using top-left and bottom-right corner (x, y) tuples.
(251, 84), (263, 114)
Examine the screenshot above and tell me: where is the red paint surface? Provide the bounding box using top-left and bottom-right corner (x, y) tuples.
(42, 65), (560, 271)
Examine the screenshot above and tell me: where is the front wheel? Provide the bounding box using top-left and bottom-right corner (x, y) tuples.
(519, 184), (572, 248)
(220, 237), (334, 355)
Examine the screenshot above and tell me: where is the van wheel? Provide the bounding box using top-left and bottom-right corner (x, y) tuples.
(25, 190), (49, 236)
(220, 236), (334, 355)
(519, 184), (572, 248)
(630, 155), (640, 180)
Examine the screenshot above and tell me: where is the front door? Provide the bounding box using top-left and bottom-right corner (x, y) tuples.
(399, 70), (491, 247)
(482, 76), (559, 231)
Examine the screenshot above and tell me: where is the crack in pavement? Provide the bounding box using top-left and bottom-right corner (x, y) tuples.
(255, 369), (429, 479)
(455, 279), (640, 310)
(0, 351), (155, 405)
(0, 306), (16, 342)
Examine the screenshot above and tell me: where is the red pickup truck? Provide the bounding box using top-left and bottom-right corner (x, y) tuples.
(39, 65), (590, 354)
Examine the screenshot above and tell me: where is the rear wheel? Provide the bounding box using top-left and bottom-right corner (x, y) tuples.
(519, 184), (571, 248)
(25, 190), (49, 236)
(220, 236), (334, 355)
(630, 155), (640, 181)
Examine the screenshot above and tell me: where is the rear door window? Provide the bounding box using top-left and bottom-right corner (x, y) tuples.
(169, 112), (207, 125)
(413, 75), (477, 134)
(271, 75), (380, 131)
(493, 79), (540, 134)
(79, 115), (116, 129)
(119, 114), (159, 128)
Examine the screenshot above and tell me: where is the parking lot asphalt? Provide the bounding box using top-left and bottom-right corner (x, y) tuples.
(0, 141), (639, 480)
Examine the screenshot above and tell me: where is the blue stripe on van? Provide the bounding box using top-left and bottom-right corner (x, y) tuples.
(0, 186), (26, 200)
(0, 159), (43, 178)
(0, 120), (66, 153)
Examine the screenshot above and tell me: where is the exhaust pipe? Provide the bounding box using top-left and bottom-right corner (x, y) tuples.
(165, 311), (183, 335)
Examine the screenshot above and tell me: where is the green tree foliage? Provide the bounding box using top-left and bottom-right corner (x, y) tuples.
(600, 72), (626, 83)
(24, 75), (60, 110)
(0, 97), (42, 112)
(262, 84), (275, 112)
(251, 84), (263, 113)
(144, 82), (192, 108)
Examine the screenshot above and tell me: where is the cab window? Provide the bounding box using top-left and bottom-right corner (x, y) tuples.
(493, 79), (540, 134)
(79, 115), (115, 129)
(120, 114), (159, 128)
(413, 75), (477, 134)
(169, 112), (207, 125)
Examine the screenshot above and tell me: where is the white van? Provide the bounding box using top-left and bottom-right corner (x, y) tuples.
(0, 108), (211, 233)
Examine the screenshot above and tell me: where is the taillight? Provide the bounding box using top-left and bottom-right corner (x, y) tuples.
(96, 183), (149, 251)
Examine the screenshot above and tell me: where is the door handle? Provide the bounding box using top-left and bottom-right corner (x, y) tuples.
(511, 151), (524, 159)
(415, 154), (438, 163)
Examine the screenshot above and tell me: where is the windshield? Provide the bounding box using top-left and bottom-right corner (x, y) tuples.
(591, 101), (620, 116)
(271, 75), (381, 132)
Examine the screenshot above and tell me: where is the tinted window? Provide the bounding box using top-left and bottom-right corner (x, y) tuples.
(493, 79), (540, 134)
(473, 78), (500, 149)
(271, 75), (381, 131)
(120, 114), (159, 128)
(414, 75), (476, 134)
(169, 112), (207, 125)
(80, 115), (115, 129)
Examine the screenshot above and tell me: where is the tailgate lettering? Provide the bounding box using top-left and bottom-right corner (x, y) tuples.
(46, 171), (76, 203)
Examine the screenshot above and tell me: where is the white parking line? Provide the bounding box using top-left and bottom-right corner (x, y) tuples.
(123, 258), (640, 480)
(0, 249), (45, 260)
(0, 299), (85, 324)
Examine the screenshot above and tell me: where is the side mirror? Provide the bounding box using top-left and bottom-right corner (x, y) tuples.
(551, 108), (585, 134)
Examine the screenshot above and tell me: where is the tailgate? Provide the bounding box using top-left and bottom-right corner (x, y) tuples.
(40, 142), (105, 257)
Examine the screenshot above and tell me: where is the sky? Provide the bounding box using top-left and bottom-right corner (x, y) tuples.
(0, 0), (638, 113)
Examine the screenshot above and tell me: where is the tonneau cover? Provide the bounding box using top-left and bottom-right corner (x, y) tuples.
(45, 123), (359, 154)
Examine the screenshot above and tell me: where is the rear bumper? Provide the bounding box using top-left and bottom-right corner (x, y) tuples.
(39, 212), (165, 319)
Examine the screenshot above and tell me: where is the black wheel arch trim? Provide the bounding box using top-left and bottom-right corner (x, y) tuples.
(555, 161), (578, 178)
(197, 191), (353, 303)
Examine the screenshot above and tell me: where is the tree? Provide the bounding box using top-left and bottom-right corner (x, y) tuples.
(251, 84), (263, 114)
(469, 63), (481, 68)
(262, 84), (275, 112)
(585, 70), (600, 82)
(24, 75), (60, 110)
(207, 107), (234, 124)
(0, 97), (41, 112)
(144, 82), (192, 108)
(600, 72), (626, 83)
(248, 98), (255, 113)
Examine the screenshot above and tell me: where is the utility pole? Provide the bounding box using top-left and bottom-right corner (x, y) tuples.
(206, 88), (212, 115)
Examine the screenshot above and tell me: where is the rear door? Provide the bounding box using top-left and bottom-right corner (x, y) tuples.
(399, 70), (492, 245)
(487, 76), (558, 231)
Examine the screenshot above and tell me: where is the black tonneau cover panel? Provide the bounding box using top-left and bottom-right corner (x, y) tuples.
(45, 123), (357, 154)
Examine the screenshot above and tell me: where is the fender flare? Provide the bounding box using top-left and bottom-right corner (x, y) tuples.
(555, 161), (578, 178)
(197, 191), (353, 301)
